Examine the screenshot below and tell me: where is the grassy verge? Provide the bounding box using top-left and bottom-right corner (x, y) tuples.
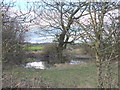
(2, 61), (118, 88)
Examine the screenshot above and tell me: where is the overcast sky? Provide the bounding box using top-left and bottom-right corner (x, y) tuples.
(4, 0), (119, 43)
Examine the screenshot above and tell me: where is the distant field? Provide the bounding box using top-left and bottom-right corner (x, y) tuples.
(23, 46), (44, 50)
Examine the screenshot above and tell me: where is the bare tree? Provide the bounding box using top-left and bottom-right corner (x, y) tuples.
(76, 1), (119, 88)
(1, 0), (31, 65)
(32, 0), (88, 63)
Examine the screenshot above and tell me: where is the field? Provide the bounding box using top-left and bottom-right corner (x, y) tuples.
(23, 46), (44, 50)
(3, 61), (118, 88)
(3, 62), (97, 88)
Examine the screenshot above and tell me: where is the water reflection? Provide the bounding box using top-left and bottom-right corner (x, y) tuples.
(25, 59), (86, 69)
(70, 60), (84, 64)
(25, 61), (45, 69)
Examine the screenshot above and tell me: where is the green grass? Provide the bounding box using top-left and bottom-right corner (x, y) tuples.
(40, 63), (97, 88)
(23, 46), (44, 50)
(2, 62), (118, 88)
(3, 62), (97, 88)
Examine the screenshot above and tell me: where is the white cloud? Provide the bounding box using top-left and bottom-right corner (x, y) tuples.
(31, 37), (55, 40)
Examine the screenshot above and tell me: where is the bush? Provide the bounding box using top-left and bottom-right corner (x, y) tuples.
(42, 43), (58, 55)
(2, 29), (26, 65)
(2, 10), (26, 65)
(79, 43), (95, 57)
(42, 43), (58, 64)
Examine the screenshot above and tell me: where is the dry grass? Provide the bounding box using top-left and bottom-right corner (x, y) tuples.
(2, 61), (118, 88)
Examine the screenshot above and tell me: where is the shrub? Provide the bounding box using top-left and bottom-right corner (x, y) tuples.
(42, 43), (58, 64)
(42, 43), (58, 55)
(2, 9), (26, 65)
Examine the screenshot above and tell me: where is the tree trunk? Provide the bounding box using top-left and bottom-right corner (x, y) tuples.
(96, 52), (104, 88)
(57, 47), (64, 63)
(57, 30), (67, 63)
(105, 59), (112, 88)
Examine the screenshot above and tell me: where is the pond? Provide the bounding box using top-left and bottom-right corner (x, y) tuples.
(70, 60), (85, 64)
(25, 61), (45, 69)
(24, 58), (87, 69)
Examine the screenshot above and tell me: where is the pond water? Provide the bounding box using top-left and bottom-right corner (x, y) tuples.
(25, 59), (86, 69)
(70, 60), (85, 64)
(25, 61), (45, 69)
